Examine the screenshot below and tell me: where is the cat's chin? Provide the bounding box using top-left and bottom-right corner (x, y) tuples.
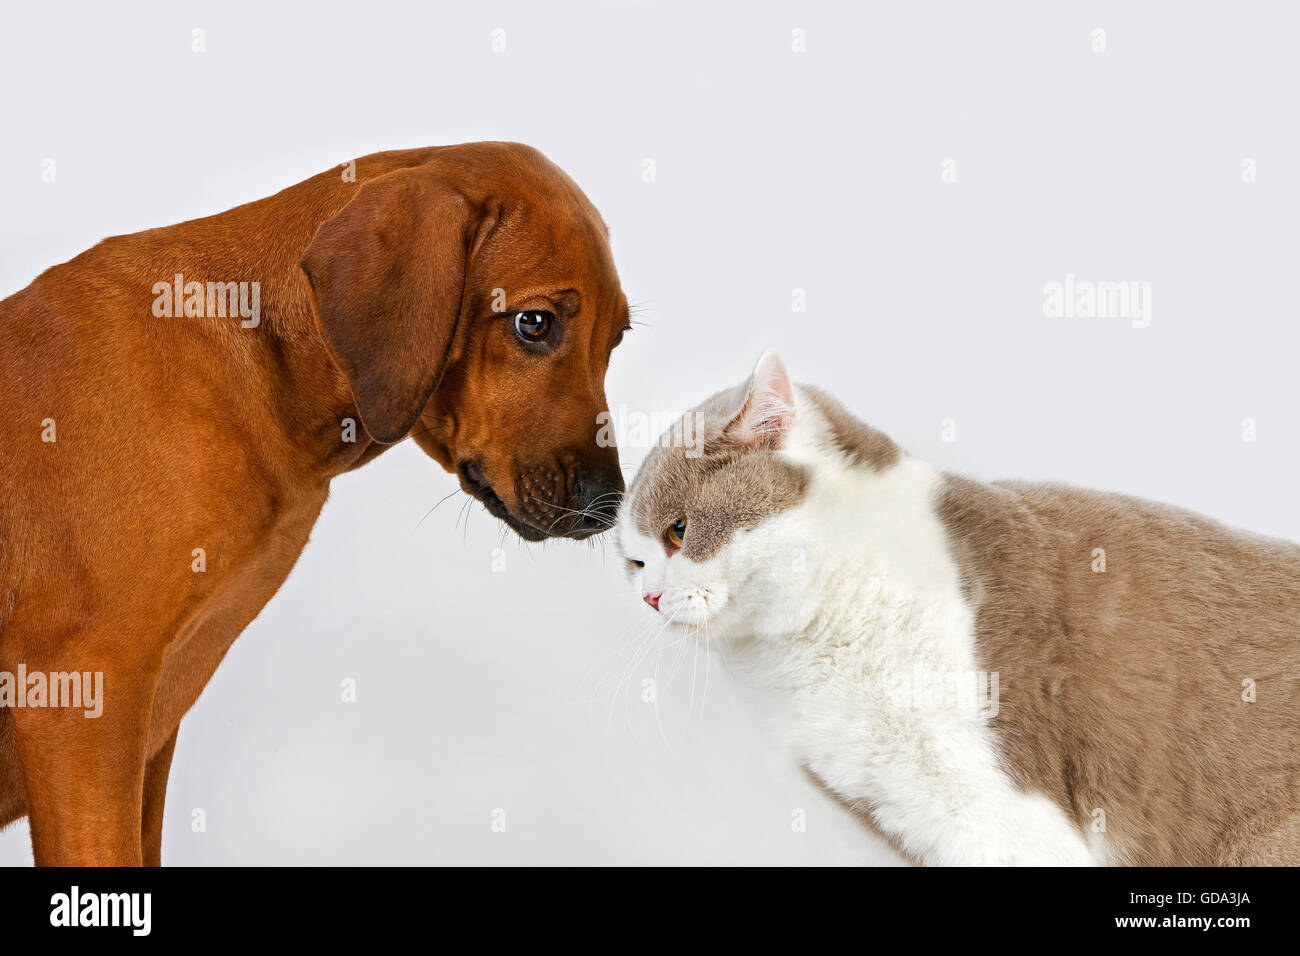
(657, 613), (697, 631)
(665, 609), (735, 641)
(656, 607), (711, 633)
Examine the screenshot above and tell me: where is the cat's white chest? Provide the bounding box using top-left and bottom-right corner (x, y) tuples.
(734, 458), (1098, 866)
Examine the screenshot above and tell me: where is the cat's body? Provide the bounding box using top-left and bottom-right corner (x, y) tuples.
(618, 354), (1300, 866)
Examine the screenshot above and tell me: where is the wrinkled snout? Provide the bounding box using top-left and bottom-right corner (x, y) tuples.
(514, 448), (624, 540)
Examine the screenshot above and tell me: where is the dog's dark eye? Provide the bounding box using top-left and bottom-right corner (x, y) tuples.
(514, 310), (553, 342)
(613, 328), (629, 349)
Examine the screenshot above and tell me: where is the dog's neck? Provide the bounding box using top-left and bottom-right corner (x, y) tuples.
(197, 168), (451, 485)
(255, 287), (410, 482)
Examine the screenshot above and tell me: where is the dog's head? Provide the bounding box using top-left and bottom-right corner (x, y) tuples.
(301, 142), (627, 541)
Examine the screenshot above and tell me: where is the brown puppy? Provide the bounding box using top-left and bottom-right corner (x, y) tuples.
(0, 143), (629, 865)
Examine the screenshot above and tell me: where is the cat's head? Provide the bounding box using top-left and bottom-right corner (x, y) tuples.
(617, 351), (899, 638)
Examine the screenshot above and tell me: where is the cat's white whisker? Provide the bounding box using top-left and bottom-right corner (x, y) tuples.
(602, 602), (681, 741)
(616, 605), (685, 742)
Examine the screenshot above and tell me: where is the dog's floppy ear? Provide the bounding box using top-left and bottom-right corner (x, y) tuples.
(301, 168), (489, 444)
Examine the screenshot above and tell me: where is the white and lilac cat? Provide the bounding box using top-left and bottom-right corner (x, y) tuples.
(617, 351), (1300, 867)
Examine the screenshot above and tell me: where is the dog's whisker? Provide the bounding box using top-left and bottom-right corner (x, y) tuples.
(521, 494), (619, 539)
(413, 488), (464, 532)
(454, 497), (473, 538)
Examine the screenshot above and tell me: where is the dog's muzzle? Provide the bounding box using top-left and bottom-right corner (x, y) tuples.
(459, 458), (621, 541)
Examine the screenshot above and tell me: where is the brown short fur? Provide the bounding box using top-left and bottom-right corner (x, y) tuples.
(0, 142), (628, 865)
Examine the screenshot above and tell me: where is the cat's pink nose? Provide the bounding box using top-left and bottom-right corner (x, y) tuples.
(643, 590), (662, 612)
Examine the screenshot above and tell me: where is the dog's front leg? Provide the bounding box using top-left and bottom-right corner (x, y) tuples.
(12, 664), (153, 866)
(141, 727), (179, 866)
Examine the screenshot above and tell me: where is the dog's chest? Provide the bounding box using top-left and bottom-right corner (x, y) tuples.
(147, 495), (326, 751)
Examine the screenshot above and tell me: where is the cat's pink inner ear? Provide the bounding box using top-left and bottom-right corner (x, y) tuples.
(727, 350), (795, 450)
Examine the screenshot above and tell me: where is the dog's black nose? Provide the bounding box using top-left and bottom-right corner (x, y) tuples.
(571, 471), (624, 537)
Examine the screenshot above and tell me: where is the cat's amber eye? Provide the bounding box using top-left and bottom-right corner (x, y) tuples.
(665, 519), (687, 550)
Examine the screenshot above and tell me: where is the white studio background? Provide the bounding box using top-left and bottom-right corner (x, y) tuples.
(2, 1), (1297, 865)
